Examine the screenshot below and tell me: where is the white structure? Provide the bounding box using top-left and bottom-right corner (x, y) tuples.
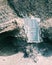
(24, 17), (40, 43)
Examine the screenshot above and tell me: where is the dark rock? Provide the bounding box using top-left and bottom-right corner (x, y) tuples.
(8, 0), (52, 20)
(40, 18), (52, 43)
(0, 2), (27, 55)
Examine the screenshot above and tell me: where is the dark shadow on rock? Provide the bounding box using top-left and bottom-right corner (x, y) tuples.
(23, 42), (52, 58)
(37, 41), (52, 57)
(7, 0), (52, 20)
(0, 29), (52, 58)
(0, 30), (27, 56)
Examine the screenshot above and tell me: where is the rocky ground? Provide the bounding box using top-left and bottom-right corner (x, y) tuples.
(0, 0), (52, 65)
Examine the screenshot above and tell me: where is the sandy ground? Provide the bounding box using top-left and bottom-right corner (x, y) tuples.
(0, 52), (52, 65)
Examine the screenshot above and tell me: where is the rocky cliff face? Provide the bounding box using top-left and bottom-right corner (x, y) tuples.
(0, 0), (27, 48)
(8, 0), (52, 20)
(40, 18), (52, 42)
(0, 4), (17, 33)
(0, 0), (52, 43)
(0, 0), (52, 59)
(7, 0), (52, 43)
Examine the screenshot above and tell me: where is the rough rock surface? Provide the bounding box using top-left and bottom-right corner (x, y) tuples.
(0, 0), (52, 52)
(0, 0), (27, 40)
(0, 1), (52, 64)
(0, 5), (17, 33)
(0, 0), (51, 43)
(7, 0), (52, 43)
(0, 0), (27, 52)
(8, 0), (52, 20)
(40, 18), (52, 42)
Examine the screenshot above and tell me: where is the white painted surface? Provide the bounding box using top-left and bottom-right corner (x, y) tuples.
(24, 17), (40, 43)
